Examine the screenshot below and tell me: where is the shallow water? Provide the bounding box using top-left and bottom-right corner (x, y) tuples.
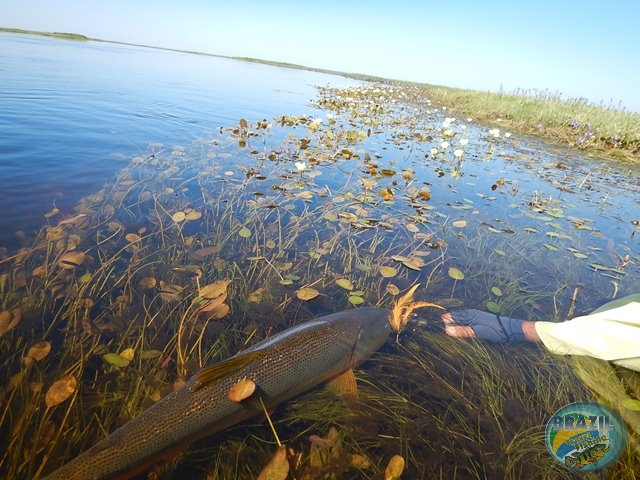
(0, 33), (357, 249)
(0, 33), (639, 480)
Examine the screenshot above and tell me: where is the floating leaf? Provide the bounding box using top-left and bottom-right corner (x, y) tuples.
(265, 240), (276, 249)
(348, 294), (365, 305)
(238, 226), (252, 238)
(335, 278), (354, 290)
(379, 266), (397, 278)
(45, 375), (77, 407)
(297, 287), (320, 301)
(494, 249), (505, 255)
(543, 243), (559, 251)
(193, 246), (220, 257)
(351, 454), (371, 469)
(401, 258), (424, 271)
(448, 268), (465, 280)
(572, 252), (588, 259)
(279, 279), (293, 285)
(0, 309), (21, 337)
(140, 349), (163, 360)
(25, 341), (51, 363)
(119, 348), (135, 362)
(125, 233), (141, 243)
(228, 378), (256, 402)
(138, 276), (157, 290)
(103, 352), (130, 367)
(385, 455), (405, 480)
(159, 282), (184, 302)
(589, 264), (626, 275)
(199, 280), (232, 300)
(196, 294), (228, 312)
(257, 445), (289, 480)
(185, 210), (202, 221)
(201, 303), (230, 320)
(406, 223), (419, 233)
(248, 287), (266, 303)
(485, 301), (501, 313)
(491, 286), (503, 297)
(44, 207), (60, 218)
(452, 220), (467, 228)
(58, 250), (85, 269)
(172, 211), (186, 223)
(386, 284), (400, 295)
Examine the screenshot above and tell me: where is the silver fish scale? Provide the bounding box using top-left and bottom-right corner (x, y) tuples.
(41, 307), (390, 480)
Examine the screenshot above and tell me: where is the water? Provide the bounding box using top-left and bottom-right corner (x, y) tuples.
(0, 33), (357, 249)
(1, 33), (639, 479)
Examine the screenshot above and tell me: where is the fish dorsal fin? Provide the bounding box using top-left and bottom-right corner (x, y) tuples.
(191, 351), (262, 392)
(326, 368), (358, 399)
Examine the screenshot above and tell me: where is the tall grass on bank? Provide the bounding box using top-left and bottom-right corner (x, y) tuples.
(418, 84), (640, 161)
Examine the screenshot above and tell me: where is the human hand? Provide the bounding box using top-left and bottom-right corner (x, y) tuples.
(441, 309), (527, 342)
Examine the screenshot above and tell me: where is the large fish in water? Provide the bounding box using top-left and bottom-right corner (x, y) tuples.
(41, 307), (391, 479)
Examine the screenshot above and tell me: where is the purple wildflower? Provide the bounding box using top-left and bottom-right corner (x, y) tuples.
(569, 119), (580, 129)
(584, 131), (593, 139)
(576, 136), (585, 143)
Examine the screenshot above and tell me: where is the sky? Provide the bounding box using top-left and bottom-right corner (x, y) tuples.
(2, 0), (639, 112)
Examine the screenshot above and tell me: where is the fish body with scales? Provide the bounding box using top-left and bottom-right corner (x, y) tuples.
(41, 307), (391, 480)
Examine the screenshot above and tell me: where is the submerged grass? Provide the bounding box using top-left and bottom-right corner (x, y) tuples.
(0, 82), (638, 479)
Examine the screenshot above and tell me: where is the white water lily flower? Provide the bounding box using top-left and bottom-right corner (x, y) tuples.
(459, 138), (469, 146)
(505, 132), (512, 138)
(453, 149), (464, 158)
(440, 141), (450, 150)
(488, 128), (500, 137)
(443, 129), (454, 137)
(430, 147), (438, 156)
(295, 161), (307, 172)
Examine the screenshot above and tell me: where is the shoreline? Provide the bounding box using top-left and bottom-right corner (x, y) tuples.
(2, 26), (638, 163)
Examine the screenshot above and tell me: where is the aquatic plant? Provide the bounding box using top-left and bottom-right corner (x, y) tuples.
(0, 82), (637, 479)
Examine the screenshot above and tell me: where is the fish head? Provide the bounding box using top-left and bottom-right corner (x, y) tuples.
(349, 307), (391, 366)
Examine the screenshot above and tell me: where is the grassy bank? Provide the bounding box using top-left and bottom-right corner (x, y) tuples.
(0, 27), (88, 41)
(414, 84), (640, 162)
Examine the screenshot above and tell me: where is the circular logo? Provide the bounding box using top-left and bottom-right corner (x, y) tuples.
(545, 402), (628, 471)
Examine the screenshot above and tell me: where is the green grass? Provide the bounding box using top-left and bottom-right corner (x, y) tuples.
(415, 84), (640, 162)
(0, 27), (88, 41)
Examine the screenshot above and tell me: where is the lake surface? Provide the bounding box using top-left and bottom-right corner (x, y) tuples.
(1, 33), (639, 479)
(0, 33), (358, 249)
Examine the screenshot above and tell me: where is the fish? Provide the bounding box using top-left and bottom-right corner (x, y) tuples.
(564, 442), (611, 469)
(40, 307), (391, 480)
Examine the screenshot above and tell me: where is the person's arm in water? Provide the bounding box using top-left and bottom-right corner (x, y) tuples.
(441, 309), (540, 343)
(440, 296), (640, 372)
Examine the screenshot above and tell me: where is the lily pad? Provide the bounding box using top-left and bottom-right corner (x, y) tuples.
(45, 375), (77, 408)
(297, 287), (320, 301)
(348, 294), (365, 305)
(103, 352), (130, 367)
(448, 267), (465, 280)
(335, 278), (354, 290)
(379, 266), (397, 278)
(172, 211), (186, 222)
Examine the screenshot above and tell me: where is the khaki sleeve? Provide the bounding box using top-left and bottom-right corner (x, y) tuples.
(534, 301), (640, 371)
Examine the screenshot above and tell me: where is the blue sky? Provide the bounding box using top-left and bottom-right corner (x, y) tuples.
(2, 0), (639, 112)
